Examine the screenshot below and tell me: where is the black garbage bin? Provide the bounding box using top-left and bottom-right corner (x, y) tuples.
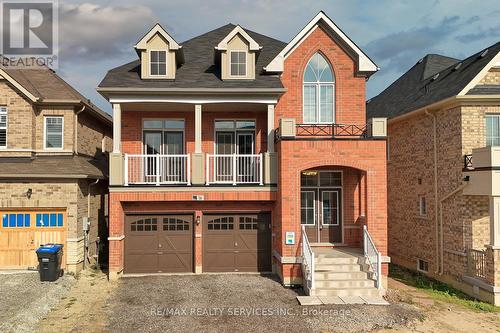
(36, 244), (64, 282)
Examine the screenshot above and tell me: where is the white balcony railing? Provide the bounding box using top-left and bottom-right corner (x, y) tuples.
(124, 154), (190, 186)
(206, 154), (263, 185)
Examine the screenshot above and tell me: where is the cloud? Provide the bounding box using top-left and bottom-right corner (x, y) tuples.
(58, 3), (156, 61)
(455, 25), (500, 43)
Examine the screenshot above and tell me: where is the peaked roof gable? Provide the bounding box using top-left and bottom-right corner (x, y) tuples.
(134, 23), (181, 50)
(215, 25), (262, 51)
(265, 11), (378, 74)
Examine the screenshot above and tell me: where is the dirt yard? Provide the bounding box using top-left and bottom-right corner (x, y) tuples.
(5, 271), (500, 333)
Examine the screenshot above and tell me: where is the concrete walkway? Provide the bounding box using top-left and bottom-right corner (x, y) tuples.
(297, 295), (389, 306)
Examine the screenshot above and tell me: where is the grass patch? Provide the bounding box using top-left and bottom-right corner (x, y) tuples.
(389, 264), (499, 313)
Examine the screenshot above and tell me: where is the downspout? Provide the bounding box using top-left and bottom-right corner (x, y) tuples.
(74, 105), (85, 155)
(438, 181), (469, 275)
(425, 110), (440, 274)
(84, 178), (100, 269)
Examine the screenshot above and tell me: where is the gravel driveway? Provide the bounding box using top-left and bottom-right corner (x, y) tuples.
(0, 272), (75, 333)
(105, 274), (420, 332)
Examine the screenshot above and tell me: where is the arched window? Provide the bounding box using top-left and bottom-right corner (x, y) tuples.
(303, 53), (335, 123)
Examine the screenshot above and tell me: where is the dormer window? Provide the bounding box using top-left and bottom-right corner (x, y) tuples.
(230, 51), (247, 77)
(150, 50), (167, 76)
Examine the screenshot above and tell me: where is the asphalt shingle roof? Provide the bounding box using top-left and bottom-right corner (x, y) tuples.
(367, 42), (500, 119)
(0, 155), (107, 179)
(98, 24), (287, 89)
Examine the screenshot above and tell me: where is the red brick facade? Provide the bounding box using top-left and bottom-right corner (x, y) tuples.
(108, 24), (388, 283)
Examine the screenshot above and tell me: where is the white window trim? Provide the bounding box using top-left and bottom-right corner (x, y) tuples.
(141, 118), (186, 155)
(321, 190), (340, 226)
(418, 195), (427, 216)
(485, 114), (500, 147)
(44, 116), (64, 150)
(302, 82), (335, 125)
(229, 50), (248, 77)
(417, 259), (429, 273)
(213, 119), (256, 154)
(149, 49), (168, 77)
(0, 106), (7, 149)
(301, 190), (316, 225)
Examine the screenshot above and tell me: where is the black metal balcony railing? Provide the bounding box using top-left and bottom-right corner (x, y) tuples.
(464, 154), (473, 170)
(275, 123), (370, 142)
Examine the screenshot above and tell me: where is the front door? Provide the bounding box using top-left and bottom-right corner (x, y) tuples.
(301, 171), (343, 243)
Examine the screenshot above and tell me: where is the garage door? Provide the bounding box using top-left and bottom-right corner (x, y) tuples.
(203, 213), (271, 272)
(124, 215), (193, 273)
(0, 210), (66, 269)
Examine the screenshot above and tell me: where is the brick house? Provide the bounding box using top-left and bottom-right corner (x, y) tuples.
(0, 64), (112, 273)
(368, 42), (500, 305)
(99, 12), (389, 297)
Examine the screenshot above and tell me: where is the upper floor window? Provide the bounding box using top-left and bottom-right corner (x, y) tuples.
(44, 116), (63, 149)
(0, 106), (7, 148)
(150, 50), (167, 76)
(303, 52), (335, 124)
(486, 114), (500, 146)
(230, 51), (247, 77)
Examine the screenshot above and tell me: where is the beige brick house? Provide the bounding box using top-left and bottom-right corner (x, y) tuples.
(0, 64), (112, 273)
(368, 42), (500, 305)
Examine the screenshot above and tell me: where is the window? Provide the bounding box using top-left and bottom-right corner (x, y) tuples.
(419, 196), (427, 216)
(301, 191), (315, 225)
(239, 216), (258, 230)
(150, 50), (167, 76)
(44, 116), (63, 149)
(207, 216), (234, 230)
(2, 213), (30, 228)
(486, 114), (500, 146)
(0, 106), (7, 148)
(131, 218), (157, 232)
(230, 51), (247, 76)
(35, 213), (63, 227)
(417, 259), (429, 273)
(163, 217), (190, 231)
(303, 52), (335, 123)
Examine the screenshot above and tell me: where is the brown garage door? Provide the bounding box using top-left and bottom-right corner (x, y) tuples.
(203, 213), (271, 272)
(124, 215), (193, 273)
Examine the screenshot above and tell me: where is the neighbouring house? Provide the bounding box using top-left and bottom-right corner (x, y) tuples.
(98, 11), (389, 298)
(367, 42), (500, 305)
(0, 63), (113, 273)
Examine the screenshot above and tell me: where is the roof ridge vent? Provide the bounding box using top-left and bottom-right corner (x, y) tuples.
(480, 49), (489, 58)
(431, 73), (440, 81)
(453, 62), (462, 71)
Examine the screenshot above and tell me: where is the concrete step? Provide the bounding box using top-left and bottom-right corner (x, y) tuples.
(314, 263), (362, 272)
(315, 256), (361, 265)
(314, 271), (369, 280)
(311, 287), (380, 297)
(315, 279), (376, 289)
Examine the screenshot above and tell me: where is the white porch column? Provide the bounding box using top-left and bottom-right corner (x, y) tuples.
(490, 196), (500, 248)
(195, 104), (202, 153)
(112, 103), (121, 153)
(267, 104), (275, 153)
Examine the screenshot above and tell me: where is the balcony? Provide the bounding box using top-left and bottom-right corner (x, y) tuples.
(124, 154), (191, 186)
(123, 153), (264, 186)
(206, 154), (263, 185)
(463, 146), (500, 196)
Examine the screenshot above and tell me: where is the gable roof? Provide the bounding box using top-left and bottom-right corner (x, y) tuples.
(265, 11), (378, 74)
(134, 23), (181, 50)
(367, 42), (500, 120)
(0, 63), (111, 125)
(98, 24), (286, 92)
(215, 25), (261, 51)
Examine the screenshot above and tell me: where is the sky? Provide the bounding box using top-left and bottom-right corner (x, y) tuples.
(52, 0), (500, 113)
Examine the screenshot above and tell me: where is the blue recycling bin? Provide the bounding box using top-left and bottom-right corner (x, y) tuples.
(36, 244), (64, 281)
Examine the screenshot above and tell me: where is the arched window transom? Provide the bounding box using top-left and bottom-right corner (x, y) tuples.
(303, 53), (335, 123)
